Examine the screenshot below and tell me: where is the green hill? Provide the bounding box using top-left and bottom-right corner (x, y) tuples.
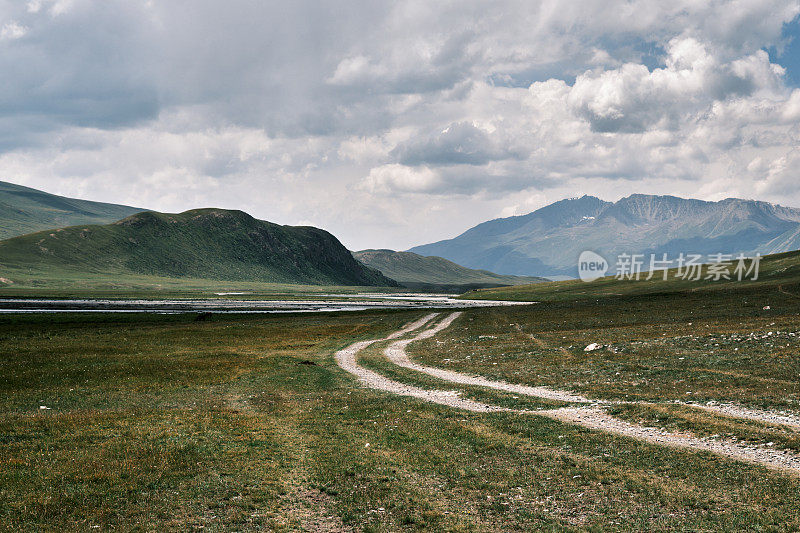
(463, 249), (800, 302)
(353, 249), (546, 291)
(0, 209), (398, 287)
(0, 180), (143, 240)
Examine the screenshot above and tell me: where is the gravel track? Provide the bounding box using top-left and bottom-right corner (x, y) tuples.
(335, 312), (800, 475)
(544, 407), (800, 472)
(685, 402), (800, 430)
(385, 312), (594, 404)
(334, 314), (509, 413)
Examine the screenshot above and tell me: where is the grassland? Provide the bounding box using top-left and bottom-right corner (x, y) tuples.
(413, 287), (800, 457)
(2, 273), (800, 531)
(0, 269), (404, 300)
(426, 288), (798, 408)
(464, 249), (800, 302)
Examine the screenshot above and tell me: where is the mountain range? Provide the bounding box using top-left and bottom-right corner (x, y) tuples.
(0, 208), (396, 287)
(352, 249), (546, 291)
(409, 194), (800, 277)
(0, 180), (143, 240)
(6, 180), (800, 287)
(0, 180), (547, 290)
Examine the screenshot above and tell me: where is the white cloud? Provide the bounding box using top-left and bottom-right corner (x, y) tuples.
(0, 0), (799, 250)
(362, 164), (441, 193)
(328, 55), (377, 86)
(754, 149), (800, 196)
(0, 21), (26, 40)
(560, 38), (786, 133)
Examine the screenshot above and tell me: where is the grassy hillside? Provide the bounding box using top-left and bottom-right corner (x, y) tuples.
(0, 208), (398, 288)
(353, 249), (546, 291)
(0, 180), (142, 240)
(464, 249), (800, 301)
(0, 274), (405, 300)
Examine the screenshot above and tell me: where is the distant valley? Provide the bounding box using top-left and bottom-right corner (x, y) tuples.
(353, 249), (546, 292)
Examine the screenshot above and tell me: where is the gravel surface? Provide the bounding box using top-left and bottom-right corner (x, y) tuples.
(334, 314), (509, 413)
(335, 311), (800, 475)
(685, 402), (800, 430)
(385, 312), (594, 404)
(545, 407), (800, 472)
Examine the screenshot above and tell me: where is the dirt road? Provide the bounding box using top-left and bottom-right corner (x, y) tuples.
(334, 312), (800, 474)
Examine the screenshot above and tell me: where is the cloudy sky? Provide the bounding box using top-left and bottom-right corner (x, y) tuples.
(2, 1), (800, 250)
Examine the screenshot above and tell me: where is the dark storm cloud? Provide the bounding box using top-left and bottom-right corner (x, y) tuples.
(0, 1), (161, 130)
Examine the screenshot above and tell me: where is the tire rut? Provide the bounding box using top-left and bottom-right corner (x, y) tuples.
(334, 312), (800, 475)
